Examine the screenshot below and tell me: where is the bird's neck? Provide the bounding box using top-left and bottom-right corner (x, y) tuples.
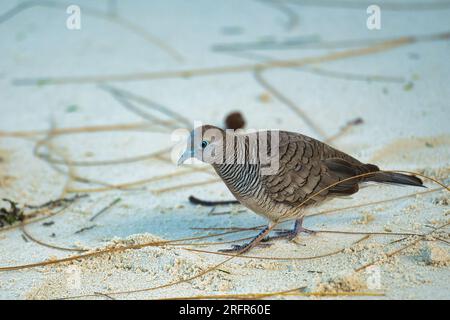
(212, 133), (254, 168)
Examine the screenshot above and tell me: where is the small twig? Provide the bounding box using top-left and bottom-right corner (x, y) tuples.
(89, 198), (121, 222)
(217, 269), (231, 274)
(436, 237), (450, 245)
(100, 84), (192, 129)
(0, 203), (74, 234)
(160, 289), (384, 300)
(66, 166), (215, 193)
(188, 195), (239, 206)
(186, 235), (371, 260)
(355, 221), (450, 272)
(191, 226), (259, 231)
(282, 0), (450, 11)
(256, 0), (299, 31)
(21, 225), (86, 252)
(313, 229), (421, 237)
(254, 66), (328, 140)
(151, 178), (221, 194)
(0, 0), (183, 62)
(34, 133), (173, 167)
(308, 187), (443, 218)
(0, 229), (258, 272)
(209, 209), (247, 216)
(14, 31), (450, 86)
(74, 225), (97, 234)
(325, 117), (364, 144)
(94, 292), (116, 300)
(100, 86), (175, 132)
(25, 194), (88, 210)
(304, 66), (404, 83)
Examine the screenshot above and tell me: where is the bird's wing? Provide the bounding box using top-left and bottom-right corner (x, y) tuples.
(261, 132), (365, 206)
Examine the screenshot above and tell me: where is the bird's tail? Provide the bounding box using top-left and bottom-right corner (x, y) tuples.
(362, 164), (424, 187)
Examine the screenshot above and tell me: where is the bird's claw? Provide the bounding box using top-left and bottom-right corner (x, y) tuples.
(264, 230), (297, 242)
(263, 227), (316, 243)
(219, 244), (247, 253)
(298, 227), (316, 235)
(275, 230), (298, 240)
(219, 242), (271, 253)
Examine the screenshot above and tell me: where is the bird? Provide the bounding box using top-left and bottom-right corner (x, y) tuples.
(178, 125), (424, 253)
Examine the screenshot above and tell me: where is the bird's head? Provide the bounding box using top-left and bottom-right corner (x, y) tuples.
(178, 125), (226, 165)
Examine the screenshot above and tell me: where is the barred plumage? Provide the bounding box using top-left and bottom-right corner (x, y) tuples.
(178, 125), (424, 253)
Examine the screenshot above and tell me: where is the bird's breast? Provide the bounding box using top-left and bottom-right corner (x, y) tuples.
(215, 163), (261, 197)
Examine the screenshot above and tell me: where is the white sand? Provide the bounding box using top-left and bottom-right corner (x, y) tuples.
(0, 0), (449, 299)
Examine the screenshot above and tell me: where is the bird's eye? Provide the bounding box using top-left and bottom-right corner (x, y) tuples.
(201, 140), (209, 149)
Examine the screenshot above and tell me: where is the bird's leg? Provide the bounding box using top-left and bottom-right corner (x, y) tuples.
(219, 225), (272, 253)
(294, 217), (316, 235)
(265, 217), (315, 241)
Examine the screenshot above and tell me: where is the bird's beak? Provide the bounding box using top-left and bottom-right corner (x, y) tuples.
(177, 150), (193, 166)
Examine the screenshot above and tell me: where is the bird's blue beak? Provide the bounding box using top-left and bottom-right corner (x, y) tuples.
(177, 150), (193, 166)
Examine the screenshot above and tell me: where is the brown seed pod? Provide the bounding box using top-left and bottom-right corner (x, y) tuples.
(224, 111), (246, 130)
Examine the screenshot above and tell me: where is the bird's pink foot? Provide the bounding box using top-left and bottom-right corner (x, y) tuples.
(263, 218), (315, 242)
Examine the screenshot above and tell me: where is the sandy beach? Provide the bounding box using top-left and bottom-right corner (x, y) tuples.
(0, 0), (449, 299)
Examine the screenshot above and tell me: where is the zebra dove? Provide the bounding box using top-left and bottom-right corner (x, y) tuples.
(178, 125), (423, 253)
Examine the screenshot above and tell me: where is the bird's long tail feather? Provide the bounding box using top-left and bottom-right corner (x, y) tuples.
(365, 170), (424, 187)
(359, 163), (424, 187)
